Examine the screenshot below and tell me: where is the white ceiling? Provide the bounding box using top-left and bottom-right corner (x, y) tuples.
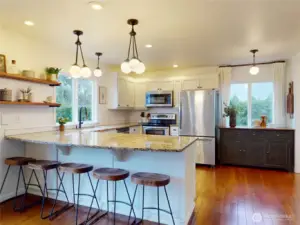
(1, 0), (300, 71)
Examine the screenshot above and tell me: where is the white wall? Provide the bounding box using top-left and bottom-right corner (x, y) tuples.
(231, 64), (274, 83)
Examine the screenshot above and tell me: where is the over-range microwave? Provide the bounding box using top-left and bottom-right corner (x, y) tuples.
(145, 91), (173, 107)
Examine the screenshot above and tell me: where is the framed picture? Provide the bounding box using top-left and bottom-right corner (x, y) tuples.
(99, 86), (107, 104)
(0, 54), (6, 73)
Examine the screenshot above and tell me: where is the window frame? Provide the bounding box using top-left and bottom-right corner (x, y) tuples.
(56, 75), (97, 126)
(230, 81), (275, 126)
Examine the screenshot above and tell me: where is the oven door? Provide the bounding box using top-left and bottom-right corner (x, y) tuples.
(145, 91), (173, 107)
(143, 126), (170, 136)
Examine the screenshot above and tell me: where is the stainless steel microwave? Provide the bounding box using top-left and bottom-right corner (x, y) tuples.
(145, 91), (173, 107)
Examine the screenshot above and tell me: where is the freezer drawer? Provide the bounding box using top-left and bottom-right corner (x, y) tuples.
(195, 138), (215, 166)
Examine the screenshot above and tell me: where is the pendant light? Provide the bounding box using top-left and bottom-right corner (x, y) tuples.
(121, 19), (145, 75)
(69, 30), (91, 78)
(94, 52), (103, 77)
(249, 49), (259, 75)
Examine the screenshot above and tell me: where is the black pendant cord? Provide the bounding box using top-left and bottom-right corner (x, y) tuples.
(97, 55), (100, 69)
(79, 44), (86, 67)
(253, 52), (256, 66)
(74, 36), (80, 65)
(133, 35), (139, 60)
(127, 34), (133, 60)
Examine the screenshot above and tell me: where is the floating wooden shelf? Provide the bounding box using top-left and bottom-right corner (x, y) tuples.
(0, 101), (61, 107)
(0, 72), (61, 86)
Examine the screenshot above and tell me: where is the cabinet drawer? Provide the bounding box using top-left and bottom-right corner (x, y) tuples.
(222, 130), (249, 141)
(266, 131), (293, 140)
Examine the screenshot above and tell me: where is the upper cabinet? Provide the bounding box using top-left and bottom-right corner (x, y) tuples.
(146, 81), (174, 91)
(108, 74), (135, 109)
(134, 82), (147, 109)
(182, 76), (219, 90)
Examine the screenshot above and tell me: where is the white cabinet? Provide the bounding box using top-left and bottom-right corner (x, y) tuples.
(182, 76), (219, 90)
(146, 81), (174, 91)
(170, 126), (179, 136)
(134, 82), (146, 109)
(108, 74), (135, 109)
(173, 81), (182, 108)
(129, 126), (141, 134)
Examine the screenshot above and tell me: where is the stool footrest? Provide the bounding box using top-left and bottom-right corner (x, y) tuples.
(108, 200), (132, 207)
(143, 207), (172, 215)
(79, 210), (106, 225)
(49, 203), (74, 221)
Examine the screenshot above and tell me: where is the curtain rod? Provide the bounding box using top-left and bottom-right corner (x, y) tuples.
(219, 60), (285, 68)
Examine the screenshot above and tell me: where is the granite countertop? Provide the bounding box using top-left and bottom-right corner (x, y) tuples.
(219, 126), (295, 131)
(5, 129), (197, 152)
(83, 123), (140, 132)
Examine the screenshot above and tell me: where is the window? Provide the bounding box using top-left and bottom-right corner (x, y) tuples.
(56, 75), (95, 124)
(230, 82), (274, 126)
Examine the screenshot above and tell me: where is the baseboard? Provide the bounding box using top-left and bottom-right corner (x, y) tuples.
(0, 188), (25, 203)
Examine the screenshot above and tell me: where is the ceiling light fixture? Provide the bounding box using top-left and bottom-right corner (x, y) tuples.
(145, 44), (152, 48)
(69, 30), (91, 79)
(121, 19), (145, 75)
(24, 20), (34, 26)
(249, 49), (259, 75)
(94, 52), (103, 77)
(173, 64), (179, 68)
(89, 1), (103, 10)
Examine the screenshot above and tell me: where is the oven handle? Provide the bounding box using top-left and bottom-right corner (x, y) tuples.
(179, 101), (182, 129)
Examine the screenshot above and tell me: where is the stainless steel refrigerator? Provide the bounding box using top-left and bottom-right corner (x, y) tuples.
(179, 90), (218, 165)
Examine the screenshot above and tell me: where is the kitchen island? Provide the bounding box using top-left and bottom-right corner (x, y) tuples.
(5, 129), (197, 225)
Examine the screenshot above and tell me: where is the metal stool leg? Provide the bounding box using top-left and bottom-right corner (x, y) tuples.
(0, 165), (11, 195)
(123, 180), (136, 220)
(75, 174), (81, 225)
(164, 186), (175, 225)
(157, 187), (160, 224)
(40, 170), (48, 219)
(13, 166), (22, 212)
(106, 180), (109, 212)
(142, 185), (145, 221)
(128, 184), (138, 221)
(113, 181), (117, 225)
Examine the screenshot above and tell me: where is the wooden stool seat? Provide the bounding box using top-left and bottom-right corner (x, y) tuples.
(5, 157), (36, 166)
(59, 163), (93, 174)
(131, 172), (170, 187)
(93, 168), (129, 181)
(28, 160), (60, 171)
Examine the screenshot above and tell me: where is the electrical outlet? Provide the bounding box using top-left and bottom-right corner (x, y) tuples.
(15, 115), (21, 123)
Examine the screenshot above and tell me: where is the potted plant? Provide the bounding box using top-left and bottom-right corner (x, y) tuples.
(20, 87), (32, 102)
(58, 117), (68, 132)
(45, 67), (60, 81)
(223, 102), (237, 128)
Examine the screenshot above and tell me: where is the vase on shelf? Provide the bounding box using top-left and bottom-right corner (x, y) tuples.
(59, 124), (65, 132)
(229, 113), (236, 128)
(22, 93), (29, 102)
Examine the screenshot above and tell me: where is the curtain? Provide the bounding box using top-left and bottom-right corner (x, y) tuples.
(218, 67), (232, 126)
(273, 62), (286, 125)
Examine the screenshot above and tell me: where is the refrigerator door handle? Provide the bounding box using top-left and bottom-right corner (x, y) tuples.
(179, 101), (182, 129)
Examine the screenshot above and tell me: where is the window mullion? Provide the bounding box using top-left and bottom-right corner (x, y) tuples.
(248, 83), (252, 127)
(73, 79), (79, 124)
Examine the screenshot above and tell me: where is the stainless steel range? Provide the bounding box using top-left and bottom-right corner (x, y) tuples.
(142, 113), (176, 136)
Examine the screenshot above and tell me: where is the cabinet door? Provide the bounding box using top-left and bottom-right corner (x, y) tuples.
(265, 140), (289, 168)
(182, 79), (199, 90)
(198, 77), (219, 89)
(173, 81), (182, 107)
(126, 81), (135, 107)
(221, 139), (246, 164)
(134, 82), (146, 108)
(246, 139), (267, 166)
(147, 81), (173, 91)
(118, 78), (127, 107)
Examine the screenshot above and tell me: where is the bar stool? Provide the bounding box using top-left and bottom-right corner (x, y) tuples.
(0, 157), (42, 212)
(130, 172), (175, 225)
(28, 160), (72, 220)
(59, 163), (103, 225)
(92, 168), (137, 225)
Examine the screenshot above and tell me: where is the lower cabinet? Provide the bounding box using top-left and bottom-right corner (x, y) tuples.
(219, 128), (294, 172)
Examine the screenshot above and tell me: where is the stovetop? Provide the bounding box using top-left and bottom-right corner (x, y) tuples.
(141, 123), (170, 127)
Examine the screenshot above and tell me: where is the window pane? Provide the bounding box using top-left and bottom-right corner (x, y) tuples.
(78, 79), (93, 122)
(230, 84), (248, 126)
(251, 82), (273, 125)
(56, 75), (73, 122)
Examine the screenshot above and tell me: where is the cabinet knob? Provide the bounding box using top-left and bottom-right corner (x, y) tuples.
(266, 151), (270, 154)
(277, 134), (280, 136)
(118, 104), (120, 106)
(239, 149), (242, 152)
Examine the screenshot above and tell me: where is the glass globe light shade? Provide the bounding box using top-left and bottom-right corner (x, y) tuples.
(249, 66), (259, 75)
(80, 66), (92, 78)
(121, 61), (131, 74)
(94, 68), (103, 77)
(135, 62), (146, 74)
(129, 58), (140, 70)
(69, 64), (81, 78)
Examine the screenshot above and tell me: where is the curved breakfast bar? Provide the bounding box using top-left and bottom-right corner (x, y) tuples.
(5, 128), (197, 225)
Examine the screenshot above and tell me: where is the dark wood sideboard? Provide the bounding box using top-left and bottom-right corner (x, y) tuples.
(219, 127), (294, 172)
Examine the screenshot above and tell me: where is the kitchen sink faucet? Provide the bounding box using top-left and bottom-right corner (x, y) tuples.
(78, 106), (88, 129)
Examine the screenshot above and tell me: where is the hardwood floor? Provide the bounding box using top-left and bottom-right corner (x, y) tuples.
(0, 166), (298, 225)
